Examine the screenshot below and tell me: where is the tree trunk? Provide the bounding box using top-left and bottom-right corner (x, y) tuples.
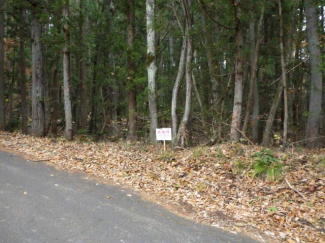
(242, 7), (264, 135)
(19, 8), (28, 134)
(50, 65), (59, 137)
(261, 80), (283, 147)
(63, 2), (73, 140)
(230, 20), (244, 142)
(31, 11), (45, 137)
(252, 77), (259, 143)
(89, 45), (99, 134)
(146, 0), (158, 144)
(200, 4), (219, 112)
(175, 0), (192, 147)
(8, 49), (15, 128)
(0, 0), (5, 130)
(278, 0), (288, 149)
(171, 36), (187, 143)
(126, 0), (137, 141)
(79, 0), (88, 131)
(192, 71), (206, 129)
(304, 0), (322, 147)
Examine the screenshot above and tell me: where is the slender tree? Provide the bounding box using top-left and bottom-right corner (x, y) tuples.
(0, 0), (5, 130)
(19, 6), (28, 134)
(230, 1), (244, 142)
(62, 0), (73, 140)
(242, 6), (264, 136)
(31, 3), (45, 137)
(278, 0), (288, 149)
(126, 0), (137, 141)
(146, 0), (158, 143)
(79, 0), (88, 131)
(175, 0), (193, 147)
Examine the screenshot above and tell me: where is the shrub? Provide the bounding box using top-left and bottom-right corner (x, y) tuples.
(252, 149), (283, 181)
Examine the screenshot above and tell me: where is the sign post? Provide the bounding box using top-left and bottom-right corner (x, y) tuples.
(156, 128), (172, 151)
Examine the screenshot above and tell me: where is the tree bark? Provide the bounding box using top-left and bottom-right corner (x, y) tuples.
(304, 0), (322, 147)
(31, 9), (45, 137)
(146, 0), (158, 144)
(0, 0), (5, 130)
(252, 77), (259, 143)
(8, 48), (15, 128)
(19, 7), (28, 134)
(171, 36), (187, 143)
(261, 80), (283, 147)
(175, 0), (193, 147)
(200, 4), (219, 112)
(79, 0), (88, 131)
(126, 0), (137, 141)
(230, 19), (244, 142)
(192, 71), (206, 129)
(50, 65), (59, 137)
(278, 0), (288, 149)
(63, 1), (73, 140)
(242, 7), (264, 135)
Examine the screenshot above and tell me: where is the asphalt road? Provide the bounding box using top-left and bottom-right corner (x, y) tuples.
(0, 150), (256, 243)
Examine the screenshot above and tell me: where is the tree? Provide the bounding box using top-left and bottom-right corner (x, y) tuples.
(0, 0), (4, 130)
(31, 2), (45, 137)
(79, 0), (88, 131)
(175, 0), (193, 147)
(62, 0), (73, 140)
(146, 0), (158, 143)
(230, 1), (244, 142)
(242, 5), (264, 137)
(126, 0), (137, 141)
(19, 5), (28, 134)
(278, 0), (288, 149)
(304, 0), (322, 148)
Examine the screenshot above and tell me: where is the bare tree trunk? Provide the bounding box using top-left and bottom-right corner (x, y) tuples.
(109, 53), (118, 136)
(261, 80), (283, 147)
(19, 8), (28, 134)
(171, 36), (187, 143)
(278, 0), (288, 149)
(89, 45), (99, 134)
(50, 65), (58, 137)
(79, 0), (88, 131)
(192, 71), (206, 129)
(175, 0), (192, 147)
(242, 7), (264, 135)
(230, 20), (244, 142)
(0, 0), (5, 130)
(63, 1), (73, 140)
(252, 77), (259, 143)
(146, 0), (158, 143)
(31, 11), (45, 137)
(304, 0), (322, 147)
(200, 4), (218, 112)
(8, 48), (15, 128)
(126, 0), (137, 141)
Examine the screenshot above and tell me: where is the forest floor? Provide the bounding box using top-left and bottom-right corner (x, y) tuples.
(0, 131), (324, 243)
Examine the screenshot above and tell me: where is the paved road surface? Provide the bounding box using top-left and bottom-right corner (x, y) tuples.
(0, 150), (256, 243)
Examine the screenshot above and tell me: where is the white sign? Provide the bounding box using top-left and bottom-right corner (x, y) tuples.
(156, 128), (172, 141)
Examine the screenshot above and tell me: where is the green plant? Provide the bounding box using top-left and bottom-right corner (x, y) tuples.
(231, 160), (247, 175)
(215, 147), (226, 158)
(269, 206), (277, 212)
(252, 149), (283, 181)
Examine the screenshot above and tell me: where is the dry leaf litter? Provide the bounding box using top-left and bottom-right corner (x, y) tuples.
(0, 132), (324, 243)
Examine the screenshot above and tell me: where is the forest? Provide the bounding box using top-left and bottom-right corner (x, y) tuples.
(0, 0), (324, 148)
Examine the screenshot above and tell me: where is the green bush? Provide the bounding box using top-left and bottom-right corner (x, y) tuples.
(252, 149), (283, 181)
